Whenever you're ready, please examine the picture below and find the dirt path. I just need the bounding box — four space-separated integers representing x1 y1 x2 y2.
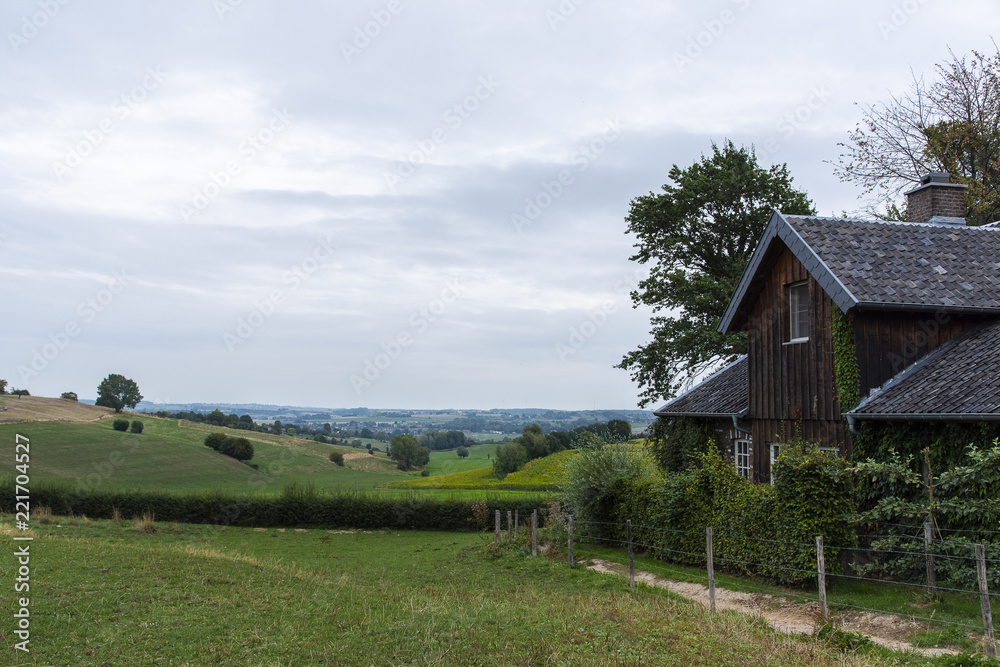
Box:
586 559 959 656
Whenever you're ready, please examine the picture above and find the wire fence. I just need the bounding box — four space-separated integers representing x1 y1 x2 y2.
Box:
492 509 998 657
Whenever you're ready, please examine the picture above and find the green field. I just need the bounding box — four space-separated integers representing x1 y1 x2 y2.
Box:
389 449 577 490
0 401 518 499
0 513 915 666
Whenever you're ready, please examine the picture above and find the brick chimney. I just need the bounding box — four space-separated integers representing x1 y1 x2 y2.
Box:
904 172 968 224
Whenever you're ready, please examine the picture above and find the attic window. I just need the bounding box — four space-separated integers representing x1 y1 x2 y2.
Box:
788 282 809 342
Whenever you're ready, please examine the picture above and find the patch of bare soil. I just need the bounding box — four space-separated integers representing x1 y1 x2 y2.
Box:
586 559 959 657
341 452 371 461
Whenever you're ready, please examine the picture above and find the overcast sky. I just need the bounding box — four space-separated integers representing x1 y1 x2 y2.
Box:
2 1 996 411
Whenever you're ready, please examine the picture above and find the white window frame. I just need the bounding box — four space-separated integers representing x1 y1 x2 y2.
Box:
788 281 810 343
734 439 752 479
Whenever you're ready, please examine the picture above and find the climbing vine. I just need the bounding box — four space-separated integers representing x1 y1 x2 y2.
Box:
831 309 860 411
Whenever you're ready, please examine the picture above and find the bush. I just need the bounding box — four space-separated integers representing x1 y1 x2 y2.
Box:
60 391 78 401
112 419 129 432
204 432 228 450
329 452 345 466
493 442 528 478
421 470 430 477
457 446 469 458
220 437 254 462
130 420 144 434
562 442 658 540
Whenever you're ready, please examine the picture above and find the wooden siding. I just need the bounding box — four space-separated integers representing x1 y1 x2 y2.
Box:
852 311 985 397
747 247 846 481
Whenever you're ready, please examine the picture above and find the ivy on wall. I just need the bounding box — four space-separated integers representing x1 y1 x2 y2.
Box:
831 309 860 412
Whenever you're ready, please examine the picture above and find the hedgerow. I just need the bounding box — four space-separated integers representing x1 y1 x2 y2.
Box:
0 481 549 532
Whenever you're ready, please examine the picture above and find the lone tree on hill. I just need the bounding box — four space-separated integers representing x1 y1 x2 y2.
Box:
0 379 7 394
617 141 814 406
95 373 143 413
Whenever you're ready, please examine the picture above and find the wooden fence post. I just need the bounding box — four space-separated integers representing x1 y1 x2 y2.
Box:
507 510 513 540
925 522 938 600
495 510 500 545
531 510 538 557
514 509 519 542
627 520 635 589
707 526 716 613
568 515 574 565
817 535 828 621
976 543 996 658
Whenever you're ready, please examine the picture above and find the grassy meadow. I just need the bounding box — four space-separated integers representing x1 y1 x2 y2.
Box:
0 513 918 666
0 401 511 496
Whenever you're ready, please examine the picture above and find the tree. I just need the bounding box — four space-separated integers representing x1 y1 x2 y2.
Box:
618 141 814 406
220 437 254 461
514 424 550 460
60 391 78 401
271 420 283 435
204 432 228 450
388 434 430 470
95 374 143 413
834 45 1000 225
493 442 528 478
11 388 29 398
606 419 632 442
0 379 7 394
456 446 469 459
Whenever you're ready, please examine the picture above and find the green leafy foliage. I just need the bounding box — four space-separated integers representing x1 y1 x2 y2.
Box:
219 437 254 462
853 420 1000 471
60 391 78 401
493 442 528 477
204 432 228 451
456 446 469 459
329 452 345 466
130 420 144 434
388 434 430 470
95 373 143 413
562 443 658 540
644 416 723 473
112 419 129 432
609 445 855 586
617 141 814 406
831 309 860 411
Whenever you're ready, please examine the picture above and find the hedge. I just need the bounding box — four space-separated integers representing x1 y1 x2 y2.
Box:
0 482 549 532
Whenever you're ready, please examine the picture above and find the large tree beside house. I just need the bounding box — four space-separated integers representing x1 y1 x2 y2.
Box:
618 141 814 407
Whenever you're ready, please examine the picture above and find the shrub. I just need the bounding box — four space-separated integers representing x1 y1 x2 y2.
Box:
60 391 78 401
329 452 345 466
421 470 430 477
456 446 469 458
562 442 658 539
130 420 144 434
220 437 254 462
204 432 228 450
493 442 528 478
112 419 129 432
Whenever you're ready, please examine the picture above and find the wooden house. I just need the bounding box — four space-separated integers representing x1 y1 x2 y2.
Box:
655 173 1000 481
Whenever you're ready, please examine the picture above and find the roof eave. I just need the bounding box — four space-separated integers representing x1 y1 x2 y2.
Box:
848 412 1000 422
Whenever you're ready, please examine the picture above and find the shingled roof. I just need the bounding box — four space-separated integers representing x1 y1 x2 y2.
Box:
653 356 748 418
720 212 1000 333
849 319 1000 420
